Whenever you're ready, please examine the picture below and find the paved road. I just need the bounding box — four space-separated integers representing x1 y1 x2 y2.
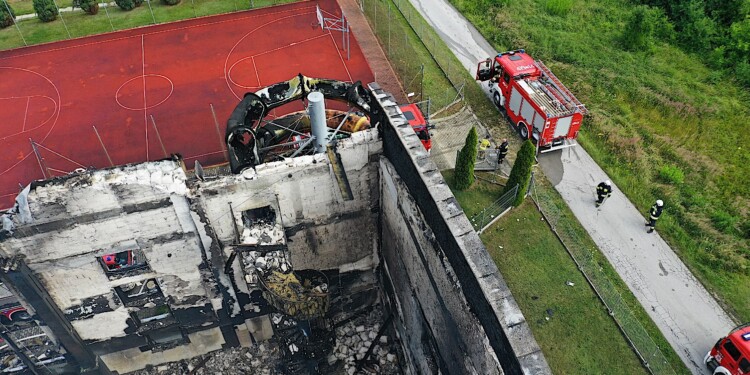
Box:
406 0 736 373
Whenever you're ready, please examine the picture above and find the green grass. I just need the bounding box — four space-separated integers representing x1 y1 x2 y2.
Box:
448 0 750 322
444 170 655 374
369 1 687 370
0 0 294 49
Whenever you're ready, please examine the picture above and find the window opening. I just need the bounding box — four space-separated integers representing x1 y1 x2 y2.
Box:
135 305 172 324
724 339 742 360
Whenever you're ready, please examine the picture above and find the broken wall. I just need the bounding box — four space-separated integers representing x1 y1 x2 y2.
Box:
196 129 382 272
372 84 551 375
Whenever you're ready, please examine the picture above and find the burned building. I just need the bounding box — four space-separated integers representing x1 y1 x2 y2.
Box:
0 82 549 374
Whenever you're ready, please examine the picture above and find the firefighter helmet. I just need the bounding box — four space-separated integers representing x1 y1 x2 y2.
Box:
605 180 611 186
656 200 664 207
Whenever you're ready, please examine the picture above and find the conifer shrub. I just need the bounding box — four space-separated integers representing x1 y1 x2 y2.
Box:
33 0 58 22
454 127 478 190
504 140 535 206
0 0 14 29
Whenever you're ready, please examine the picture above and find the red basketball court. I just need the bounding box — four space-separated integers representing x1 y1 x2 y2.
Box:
0 0 374 208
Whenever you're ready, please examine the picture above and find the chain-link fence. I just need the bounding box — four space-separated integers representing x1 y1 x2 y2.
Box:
530 178 677 375
0 0 296 49
470 183 516 233
358 0 465 111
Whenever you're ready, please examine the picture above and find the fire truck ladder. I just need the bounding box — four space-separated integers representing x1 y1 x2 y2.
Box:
535 61 589 115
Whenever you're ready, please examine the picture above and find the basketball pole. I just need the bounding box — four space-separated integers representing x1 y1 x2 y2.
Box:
210 104 229 162
92 126 115 167
3 0 26 46
29 138 50 179
150 115 168 158
146 0 156 24
50 0 72 39
102 2 115 32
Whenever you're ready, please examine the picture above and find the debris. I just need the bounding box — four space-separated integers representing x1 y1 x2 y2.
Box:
566 281 575 287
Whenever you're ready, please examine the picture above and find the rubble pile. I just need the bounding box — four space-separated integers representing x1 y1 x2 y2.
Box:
331 309 400 375
129 342 282 375
244 251 330 320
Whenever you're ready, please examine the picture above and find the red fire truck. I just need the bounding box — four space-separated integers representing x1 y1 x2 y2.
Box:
705 324 750 374
399 104 432 152
476 50 588 152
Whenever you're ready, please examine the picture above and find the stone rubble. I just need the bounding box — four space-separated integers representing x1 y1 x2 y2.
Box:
331 309 400 375
127 342 282 375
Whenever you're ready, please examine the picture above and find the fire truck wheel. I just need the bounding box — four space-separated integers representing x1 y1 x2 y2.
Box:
518 122 529 139
493 92 503 109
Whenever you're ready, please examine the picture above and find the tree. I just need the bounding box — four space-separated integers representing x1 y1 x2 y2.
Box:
161 0 181 5
503 140 535 206
0 0 14 29
454 127 478 190
114 0 135 10
32 0 58 22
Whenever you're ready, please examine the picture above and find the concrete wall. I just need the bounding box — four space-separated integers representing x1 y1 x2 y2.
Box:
196 129 382 272
372 84 551 375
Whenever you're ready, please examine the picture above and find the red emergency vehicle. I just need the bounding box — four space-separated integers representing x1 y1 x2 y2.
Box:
399 104 432 152
705 323 750 374
476 50 588 152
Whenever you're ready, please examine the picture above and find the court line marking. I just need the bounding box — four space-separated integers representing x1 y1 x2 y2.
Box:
0 67 61 177
142 35 149 161
0 95 58 138
0 5 318 62
319 7 353 82
226 34 330 89
326 28 353 83
224 10 324 101
253 56 261 89
115 74 174 110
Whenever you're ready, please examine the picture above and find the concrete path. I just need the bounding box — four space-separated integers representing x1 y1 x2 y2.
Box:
404 0 736 373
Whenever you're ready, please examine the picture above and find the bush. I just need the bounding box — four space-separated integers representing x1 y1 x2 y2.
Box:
658 165 684 184
32 0 58 22
0 0 14 29
454 127 478 190
74 0 99 14
161 0 181 5
133 0 144 7
114 0 135 11
504 140 535 206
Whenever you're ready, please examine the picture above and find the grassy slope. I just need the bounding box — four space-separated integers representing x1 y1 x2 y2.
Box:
450 0 750 321
445 170 652 374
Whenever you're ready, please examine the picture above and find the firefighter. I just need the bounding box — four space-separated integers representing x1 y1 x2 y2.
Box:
595 180 612 207
478 138 491 159
497 139 509 165
646 200 664 233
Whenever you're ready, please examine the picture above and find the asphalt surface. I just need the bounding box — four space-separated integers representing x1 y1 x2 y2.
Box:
406 0 737 373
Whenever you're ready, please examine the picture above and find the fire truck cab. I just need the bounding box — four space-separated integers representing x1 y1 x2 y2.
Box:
399 104 432 152
476 50 588 152
705 324 750 374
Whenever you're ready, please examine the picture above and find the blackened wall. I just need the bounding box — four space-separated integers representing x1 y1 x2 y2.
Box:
371 83 551 375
